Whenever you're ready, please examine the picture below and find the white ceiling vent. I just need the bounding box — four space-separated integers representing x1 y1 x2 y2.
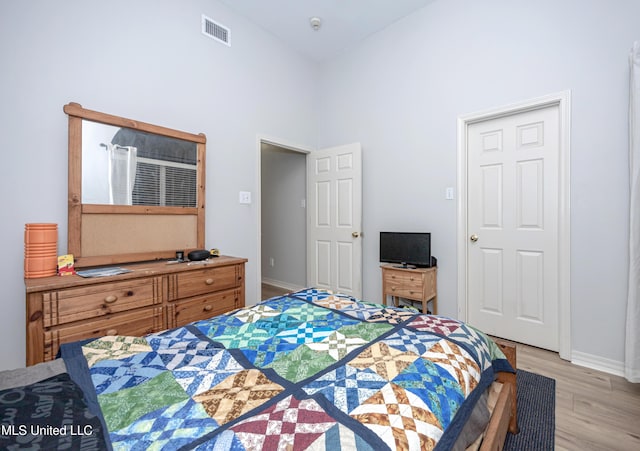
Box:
202 14 230 46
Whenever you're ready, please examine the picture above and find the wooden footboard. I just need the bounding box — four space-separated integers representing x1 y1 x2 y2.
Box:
479 339 519 451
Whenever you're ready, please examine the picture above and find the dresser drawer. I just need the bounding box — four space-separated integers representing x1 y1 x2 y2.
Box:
43 307 163 361
42 277 161 327
167 288 242 329
169 265 242 300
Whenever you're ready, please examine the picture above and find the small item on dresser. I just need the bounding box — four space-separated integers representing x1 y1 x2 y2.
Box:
75 267 132 278
24 223 58 279
57 254 75 276
176 250 184 261
188 249 211 261
210 248 220 257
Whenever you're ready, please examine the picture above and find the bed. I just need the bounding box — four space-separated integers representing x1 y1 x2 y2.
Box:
1 288 518 450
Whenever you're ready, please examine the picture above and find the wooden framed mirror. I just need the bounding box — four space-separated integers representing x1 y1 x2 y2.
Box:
64 102 206 267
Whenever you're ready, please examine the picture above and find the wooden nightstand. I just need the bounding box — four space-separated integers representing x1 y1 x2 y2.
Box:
381 264 437 314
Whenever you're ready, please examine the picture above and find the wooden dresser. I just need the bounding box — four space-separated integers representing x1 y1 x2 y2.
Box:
381 264 437 314
25 256 246 365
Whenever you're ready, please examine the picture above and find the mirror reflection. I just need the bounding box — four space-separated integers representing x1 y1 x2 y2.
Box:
82 121 198 207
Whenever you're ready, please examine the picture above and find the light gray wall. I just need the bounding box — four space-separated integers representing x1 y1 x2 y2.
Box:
0 0 318 370
316 0 639 364
261 144 307 288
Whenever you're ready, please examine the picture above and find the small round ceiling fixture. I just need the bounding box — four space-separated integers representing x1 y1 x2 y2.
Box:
309 17 322 31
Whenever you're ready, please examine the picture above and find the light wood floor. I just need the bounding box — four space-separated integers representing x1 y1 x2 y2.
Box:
261 284 640 450
515 342 640 451
262 283 293 300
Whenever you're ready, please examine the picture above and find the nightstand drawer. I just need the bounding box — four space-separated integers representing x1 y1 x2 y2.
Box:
386 285 424 301
167 288 242 329
171 265 242 300
42 277 161 327
384 272 424 289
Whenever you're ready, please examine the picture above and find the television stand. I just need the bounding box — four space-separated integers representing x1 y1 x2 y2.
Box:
381 264 437 314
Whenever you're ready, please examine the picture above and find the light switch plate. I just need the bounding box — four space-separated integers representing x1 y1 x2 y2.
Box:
239 191 252 204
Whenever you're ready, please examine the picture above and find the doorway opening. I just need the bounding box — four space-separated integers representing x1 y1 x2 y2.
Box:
259 140 308 300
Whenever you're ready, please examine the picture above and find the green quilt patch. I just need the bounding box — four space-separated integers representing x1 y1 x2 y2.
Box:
280 303 335 322
338 321 393 342
98 371 189 431
266 344 337 383
213 323 272 349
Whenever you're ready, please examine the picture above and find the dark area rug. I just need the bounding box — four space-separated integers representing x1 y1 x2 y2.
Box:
503 369 556 451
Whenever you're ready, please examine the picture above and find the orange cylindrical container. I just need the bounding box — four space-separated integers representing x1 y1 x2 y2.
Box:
24 223 58 278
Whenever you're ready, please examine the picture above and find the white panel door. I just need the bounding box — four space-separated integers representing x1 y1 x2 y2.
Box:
467 105 559 351
307 143 362 298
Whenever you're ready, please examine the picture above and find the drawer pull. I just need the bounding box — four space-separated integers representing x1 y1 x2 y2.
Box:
104 295 118 303
203 305 213 312
205 278 214 285
410 277 415 281
391 287 396 291
106 329 118 336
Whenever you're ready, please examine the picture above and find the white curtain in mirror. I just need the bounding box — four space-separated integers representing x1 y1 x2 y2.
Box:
108 144 137 205
627 40 640 383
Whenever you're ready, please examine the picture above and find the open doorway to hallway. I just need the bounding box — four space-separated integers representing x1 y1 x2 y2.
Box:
260 142 307 300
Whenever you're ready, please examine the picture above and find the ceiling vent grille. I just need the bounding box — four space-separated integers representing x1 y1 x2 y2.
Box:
202 15 230 46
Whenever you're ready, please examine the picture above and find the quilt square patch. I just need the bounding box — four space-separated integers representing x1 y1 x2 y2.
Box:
266 345 337 383
276 322 335 344
193 315 245 338
172 349 244 396
348 342 420 381
313 295 358 310
193 369 284 425
98 371 189 431
254 313 303 336
423 340 480 396
231 395 336 450
303 364 387 413
383 328 441 356
110 398 217 451
392 357 464 429
90 351 166 395
366 308 417 325
406 316 462 336
145 327 201 349
212 323 273 349
82 336 152 367
306 331 367 361
351 383 443 451
241 337 299 367
232 304 281 323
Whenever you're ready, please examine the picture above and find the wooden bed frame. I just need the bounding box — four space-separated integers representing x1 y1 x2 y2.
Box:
479 339 520 451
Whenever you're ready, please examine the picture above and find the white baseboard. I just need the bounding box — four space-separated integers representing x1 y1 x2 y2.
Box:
261 277 306 293
571 350 625 377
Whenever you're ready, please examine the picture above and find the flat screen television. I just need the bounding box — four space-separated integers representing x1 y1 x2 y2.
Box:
380 232 432 268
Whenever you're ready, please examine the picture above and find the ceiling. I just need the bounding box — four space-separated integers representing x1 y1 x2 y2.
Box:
217 0 435 62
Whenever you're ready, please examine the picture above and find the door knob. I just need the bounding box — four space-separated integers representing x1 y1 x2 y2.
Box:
352 232 360 238
470 234 479 242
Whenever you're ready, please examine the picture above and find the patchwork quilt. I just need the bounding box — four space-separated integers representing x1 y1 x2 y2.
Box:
59 288 512 451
